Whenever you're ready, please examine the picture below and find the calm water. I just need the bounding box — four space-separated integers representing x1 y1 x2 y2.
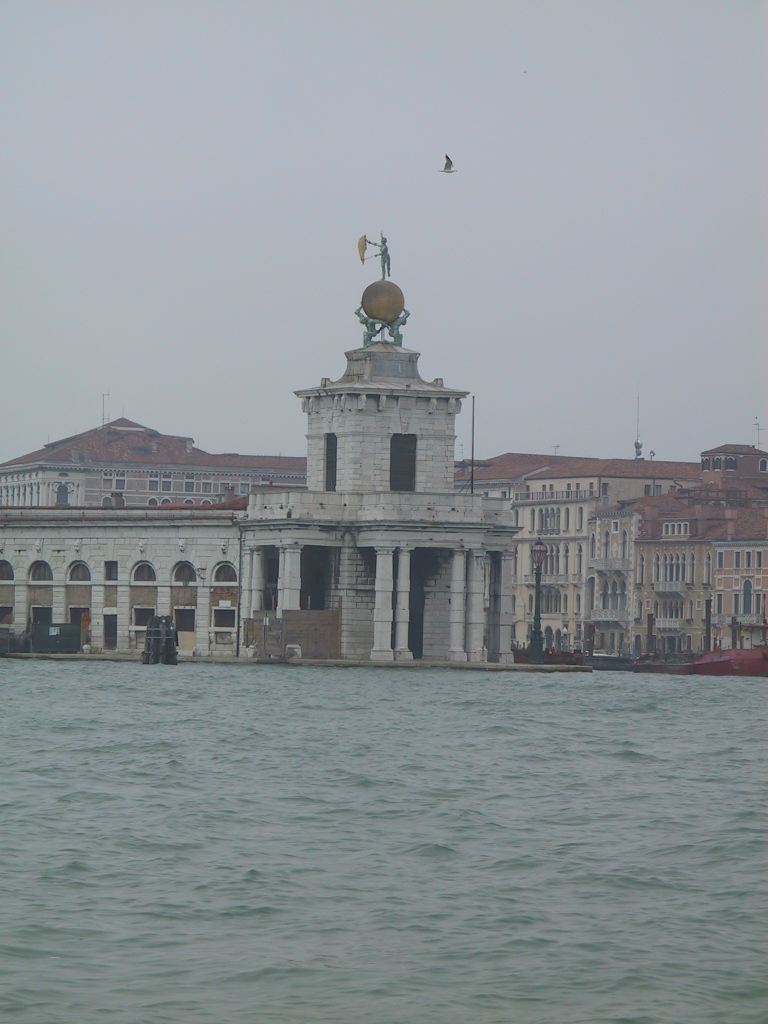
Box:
0 662 765 1024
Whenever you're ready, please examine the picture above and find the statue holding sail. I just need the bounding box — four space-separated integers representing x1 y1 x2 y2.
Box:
355 232 409 347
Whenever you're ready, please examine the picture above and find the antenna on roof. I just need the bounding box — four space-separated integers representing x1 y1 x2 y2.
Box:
552 444 560 457
101 392 110 426
755 416 762 449
634 395 643 460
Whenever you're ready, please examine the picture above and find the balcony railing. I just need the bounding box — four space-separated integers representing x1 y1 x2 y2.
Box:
654 617 684 630
590 557 630 572
523 573 574 586
513 490 592 504
653 579 690 593
589 607 630 624
712 614 767 628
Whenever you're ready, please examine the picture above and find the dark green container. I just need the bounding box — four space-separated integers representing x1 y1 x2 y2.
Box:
30 623 82 654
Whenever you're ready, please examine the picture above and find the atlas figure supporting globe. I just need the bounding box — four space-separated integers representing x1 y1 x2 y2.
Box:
356 233 409 346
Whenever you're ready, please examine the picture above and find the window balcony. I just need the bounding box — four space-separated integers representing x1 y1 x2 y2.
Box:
591 557 630 572
513 490 591 503
653 579 690 594
589 607 630 624
713 613 766 627
523 573 570 586
654 617 684 630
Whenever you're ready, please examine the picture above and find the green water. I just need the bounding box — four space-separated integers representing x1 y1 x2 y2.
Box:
1 661 765 1023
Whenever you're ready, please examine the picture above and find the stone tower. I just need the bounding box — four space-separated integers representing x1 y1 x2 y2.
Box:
297 341 467 494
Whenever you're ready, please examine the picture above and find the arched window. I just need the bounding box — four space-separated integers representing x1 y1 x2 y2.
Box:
621 530 628 559
160 498 172 506
663 555 668 581
133 562 157 583
528 593 534 614
29 560 53 581
564 507 570 530
68 562 91 582
576 592 581 613
213 563 237 583
201 499 212 506
604 531 610 557
654 555 660 582
101 496 113 508
537 509 543 532
183 498 195 505
577 507 584 531
0 560 14 581
705 554 712 585
563 545 570 575
590 534 596 559
147 498 158 507
637 554 645 585
743 579 753 615
576 545 583 574
562 593 568 613
701 458 710 470
529 509 535 531
725 457 737 470
173 562 197 585
760 459 767 472
713 457 722 470
689 555 695 584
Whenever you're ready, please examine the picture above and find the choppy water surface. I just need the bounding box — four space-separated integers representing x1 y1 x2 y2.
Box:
0 662 765 1024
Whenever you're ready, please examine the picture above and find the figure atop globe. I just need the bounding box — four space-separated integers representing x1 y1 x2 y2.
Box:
356 233 410 347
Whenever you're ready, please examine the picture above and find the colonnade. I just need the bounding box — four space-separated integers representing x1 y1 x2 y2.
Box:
241 541 514 662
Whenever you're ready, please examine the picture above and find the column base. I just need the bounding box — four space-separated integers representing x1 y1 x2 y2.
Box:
467 651 485 663
448 650 468 662
498 652 515 664
394 649 413 661
370 648 395 662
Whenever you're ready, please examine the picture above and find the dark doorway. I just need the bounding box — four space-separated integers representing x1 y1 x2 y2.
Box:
390 434 417 492
104 614 117 650
264 547 279 611
408 549 438 659
31 606 53 626
300 547 331 610
69 607 88 627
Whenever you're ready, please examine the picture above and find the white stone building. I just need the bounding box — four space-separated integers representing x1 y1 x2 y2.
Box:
0 280 521 663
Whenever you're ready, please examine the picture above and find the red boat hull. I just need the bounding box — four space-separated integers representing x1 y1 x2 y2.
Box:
691 648 768 677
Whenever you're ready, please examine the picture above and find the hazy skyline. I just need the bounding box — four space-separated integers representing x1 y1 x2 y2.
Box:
2 1 766 466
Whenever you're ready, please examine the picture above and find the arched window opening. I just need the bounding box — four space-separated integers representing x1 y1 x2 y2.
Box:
743 579 753 615
133 562 157 583
760 459 767 472
68 562 91 582
713 457 722 470
725 457 737 470
564 508 570 530
701 458 710 470
590 534 596 559
0 560 14 581
147 498 158 507
577 507 584 531
173 562 197 585
637 554 645 585
101 496 113 508
29 560 53 582
213 563 237 583
705 554 712 584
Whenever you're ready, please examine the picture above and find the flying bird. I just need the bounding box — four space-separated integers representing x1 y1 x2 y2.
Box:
440 154 457 173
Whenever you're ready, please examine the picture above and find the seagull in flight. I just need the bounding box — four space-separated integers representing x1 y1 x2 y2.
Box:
440 154 457 173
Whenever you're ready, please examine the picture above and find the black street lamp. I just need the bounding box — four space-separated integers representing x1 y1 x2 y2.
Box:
530 537 547 663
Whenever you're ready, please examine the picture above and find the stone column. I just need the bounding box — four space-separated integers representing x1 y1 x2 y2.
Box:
196 583 210 656
250 548 265 614
116 581 131 652
52 583 66 624
497 552 515 664
394 547 413 661
448 548 467 662
90 565 104 652
275 546 285 614
371 546 395 662
466 549 486 662
277 544 302 615
14 582 28 633
156 584 171 617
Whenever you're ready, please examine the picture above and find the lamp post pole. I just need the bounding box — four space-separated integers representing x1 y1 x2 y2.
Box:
530 538 547 663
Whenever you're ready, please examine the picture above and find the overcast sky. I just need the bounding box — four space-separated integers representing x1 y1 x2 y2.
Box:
2 1 766 466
